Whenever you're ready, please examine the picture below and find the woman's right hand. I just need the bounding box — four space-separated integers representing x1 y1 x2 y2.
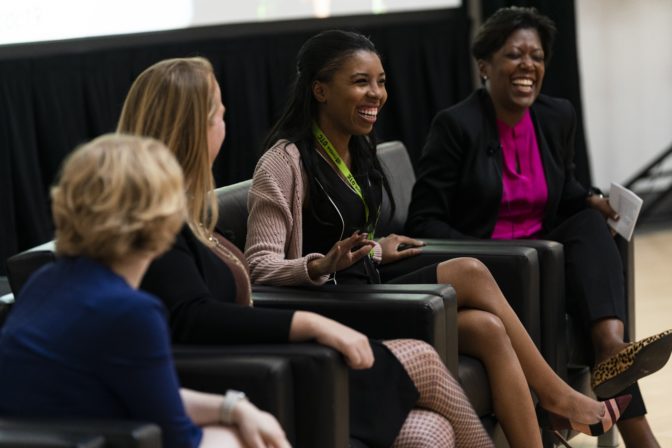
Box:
290 311 374 369
307 232 374 280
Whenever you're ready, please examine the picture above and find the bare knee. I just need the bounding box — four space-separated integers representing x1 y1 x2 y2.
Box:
437 257 493 285
459 310 511 356
460 310 507 339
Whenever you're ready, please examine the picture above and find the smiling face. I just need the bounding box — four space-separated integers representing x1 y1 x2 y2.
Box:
312 50 387 142
479 28 545 124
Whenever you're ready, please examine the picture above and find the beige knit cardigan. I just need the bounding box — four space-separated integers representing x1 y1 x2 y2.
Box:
245 140 382 286
245 141 330 285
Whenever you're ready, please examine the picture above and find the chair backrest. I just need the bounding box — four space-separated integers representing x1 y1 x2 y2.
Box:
213 141 415 251
376 141 415 237
6 241 57 295
8 142 416 290
215 179 252 251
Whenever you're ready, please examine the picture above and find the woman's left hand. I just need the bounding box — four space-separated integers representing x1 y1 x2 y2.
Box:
587 195 619 221
233 400 292 448
378 234 425 265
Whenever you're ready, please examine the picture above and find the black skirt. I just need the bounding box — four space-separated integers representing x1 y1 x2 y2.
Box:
349 340 419 447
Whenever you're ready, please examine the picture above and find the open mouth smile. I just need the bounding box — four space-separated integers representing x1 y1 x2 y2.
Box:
357 107 379 123
512 77 535 94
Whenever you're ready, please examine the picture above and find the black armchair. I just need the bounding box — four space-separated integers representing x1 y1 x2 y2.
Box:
377 141 636 446
0 419 159 447
4 248 351 448
0 355 302 447
377 140 637 367
4 243 458 446
214 170 508 434
174 345 349 448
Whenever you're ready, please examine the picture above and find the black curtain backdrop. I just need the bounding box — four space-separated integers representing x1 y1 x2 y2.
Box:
0 8 473 274
481 0 592 189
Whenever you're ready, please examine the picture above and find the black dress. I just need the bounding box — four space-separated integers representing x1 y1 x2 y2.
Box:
302 156 435 447
303 153 438 286
142 225 419 447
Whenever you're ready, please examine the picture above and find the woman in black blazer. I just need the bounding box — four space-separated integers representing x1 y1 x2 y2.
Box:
407 7 671 447
407 89 584 240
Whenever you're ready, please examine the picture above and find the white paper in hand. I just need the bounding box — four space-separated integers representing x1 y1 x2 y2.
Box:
607 182 643 242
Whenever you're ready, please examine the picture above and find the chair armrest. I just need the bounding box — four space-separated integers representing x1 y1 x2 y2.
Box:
0 419 160 448
172 343 348 448
174 354 294 443
255 283 458 374
6 242 56 295
0 295 13 328
379 241 541 345
615 235 635 339
252 287 451 373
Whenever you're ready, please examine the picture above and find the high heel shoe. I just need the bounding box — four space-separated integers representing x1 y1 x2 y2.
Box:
592 329 672 398
538 394 632 443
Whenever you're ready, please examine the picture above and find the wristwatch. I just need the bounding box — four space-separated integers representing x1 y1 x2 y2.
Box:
219 390 247 425
586 187 605 199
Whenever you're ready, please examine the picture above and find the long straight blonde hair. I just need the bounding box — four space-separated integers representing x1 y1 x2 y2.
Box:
117 57 219 245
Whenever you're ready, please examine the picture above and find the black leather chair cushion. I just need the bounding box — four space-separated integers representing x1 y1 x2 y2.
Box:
458 355 492 418
0 420 160 448
173 344 349 448
175 355 295 442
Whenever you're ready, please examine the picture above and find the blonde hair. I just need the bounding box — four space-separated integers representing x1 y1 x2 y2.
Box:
117 57 219 245
52 134 185 264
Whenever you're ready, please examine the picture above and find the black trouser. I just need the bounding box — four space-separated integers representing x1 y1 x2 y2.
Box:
545 208 645 418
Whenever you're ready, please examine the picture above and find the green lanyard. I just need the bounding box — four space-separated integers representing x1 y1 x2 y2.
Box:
312 122 380 238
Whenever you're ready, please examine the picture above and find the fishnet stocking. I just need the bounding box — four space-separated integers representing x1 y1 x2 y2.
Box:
384 339 494 448
392 409 455 448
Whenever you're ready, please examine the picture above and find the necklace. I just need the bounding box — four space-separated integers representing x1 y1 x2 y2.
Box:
205 229 253 306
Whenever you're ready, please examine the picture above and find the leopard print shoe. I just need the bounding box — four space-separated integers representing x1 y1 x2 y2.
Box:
592 329 672 398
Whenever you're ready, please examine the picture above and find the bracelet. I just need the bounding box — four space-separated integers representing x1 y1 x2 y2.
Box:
219 390 247 425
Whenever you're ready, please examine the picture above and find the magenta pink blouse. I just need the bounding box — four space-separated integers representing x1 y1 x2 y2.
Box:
491 110 548 239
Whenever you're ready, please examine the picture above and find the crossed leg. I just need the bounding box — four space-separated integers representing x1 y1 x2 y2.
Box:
384 339 494 448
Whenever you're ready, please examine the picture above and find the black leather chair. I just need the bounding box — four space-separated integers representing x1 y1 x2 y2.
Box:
214 178 541 360
0 353 304 447
0 419 158 447
4 246 455 447
213 173 543 440
174 345 348 448
380 140 636 353
377 140 636 446
4 246 355 448
4 140 545 446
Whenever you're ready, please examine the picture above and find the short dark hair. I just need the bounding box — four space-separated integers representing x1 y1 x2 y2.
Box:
472 6 557 64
